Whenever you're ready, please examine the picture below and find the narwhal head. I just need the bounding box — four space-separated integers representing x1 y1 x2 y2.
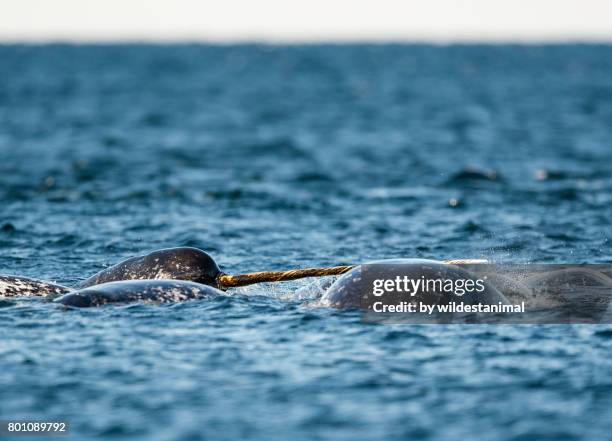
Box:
158 247 222 288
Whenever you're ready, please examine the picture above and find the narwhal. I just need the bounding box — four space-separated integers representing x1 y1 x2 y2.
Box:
1 247 354 306
319 259 511 309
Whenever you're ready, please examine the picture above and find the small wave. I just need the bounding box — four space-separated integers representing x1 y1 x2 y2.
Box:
1 223 17 233
446 167 504 184
456 220 489 234
534 168 611 181
0 299 16 308
594 329 612 339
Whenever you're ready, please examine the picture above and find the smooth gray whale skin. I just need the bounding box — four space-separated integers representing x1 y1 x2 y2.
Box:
54 279 224 307
0 275 70 298
320 259 510 309
77 247 222 288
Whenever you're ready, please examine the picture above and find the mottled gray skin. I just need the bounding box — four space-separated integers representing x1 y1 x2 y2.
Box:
0 275 70 298
525 268 612 291
321 259 510 309
525 268 612 312
77 247 222 289
54 279 224 307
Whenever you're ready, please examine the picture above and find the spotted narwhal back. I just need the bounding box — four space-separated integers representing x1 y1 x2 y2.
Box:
0 275 70 298
55 279 224 307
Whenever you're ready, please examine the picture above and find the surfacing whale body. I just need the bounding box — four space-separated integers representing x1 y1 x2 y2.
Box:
320 259 510 309
0 247 229 307
78 247 222 289
54 279 224 307
0 247 223 299
0 275 70 298
319 261 612 314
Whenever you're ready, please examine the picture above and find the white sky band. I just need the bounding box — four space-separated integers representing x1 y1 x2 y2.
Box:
1 0 612 42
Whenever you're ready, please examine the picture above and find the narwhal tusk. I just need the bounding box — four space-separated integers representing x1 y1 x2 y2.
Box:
216 259 489 288
217 265 356 288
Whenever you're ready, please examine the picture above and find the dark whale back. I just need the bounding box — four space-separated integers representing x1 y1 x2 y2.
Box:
321 259 510 309
0 275 70 298
77 247 221 288
55 279 223 307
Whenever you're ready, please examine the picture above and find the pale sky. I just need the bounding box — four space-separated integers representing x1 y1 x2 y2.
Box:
1 0 611 42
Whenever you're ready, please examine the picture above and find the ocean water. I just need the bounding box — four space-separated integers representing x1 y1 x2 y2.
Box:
1 44 611 440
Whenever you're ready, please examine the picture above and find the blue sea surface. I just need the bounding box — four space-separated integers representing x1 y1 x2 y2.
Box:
1 44 611 441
